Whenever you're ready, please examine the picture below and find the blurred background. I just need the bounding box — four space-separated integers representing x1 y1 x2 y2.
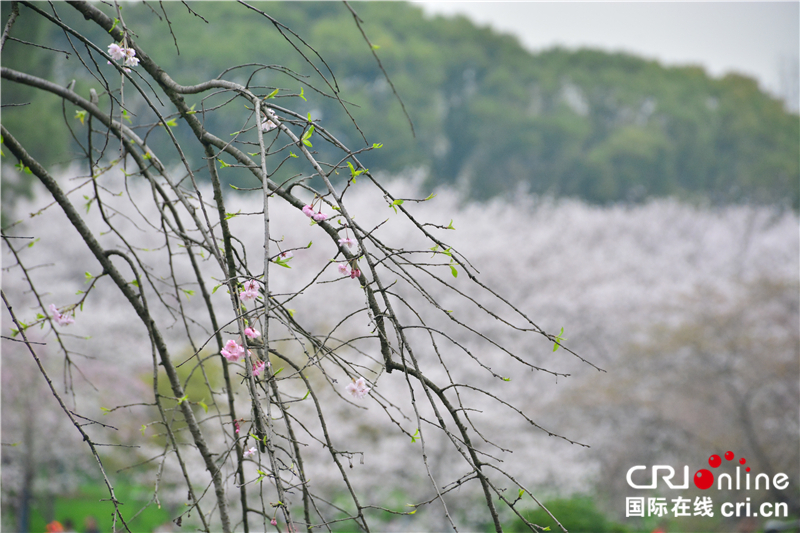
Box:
2 2 798 532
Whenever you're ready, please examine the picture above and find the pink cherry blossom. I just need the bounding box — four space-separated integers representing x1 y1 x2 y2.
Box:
261 119 277 132
240 289 258 302
234 419 240 434
243 447 256 458
270 518 278 526
107 43 125 61
279 250 293 260
124 54 140 68
49 304 75 327
244 326 260 339
312 212 327 222
302 204 314 217
221 339 245 362
338 237 356 248
239 279 259 302
252 360 268 377
345 377 370 400
350 268 361 279
338 263 351 276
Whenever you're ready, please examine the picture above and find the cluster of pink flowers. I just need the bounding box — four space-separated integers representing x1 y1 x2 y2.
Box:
240 279 259 303
337 263 361 279
107 43 139 68
345 377 370 400
244 326 260 339
252 359 268 377
221 339 249 362
302 204 327 222
49 304 74 327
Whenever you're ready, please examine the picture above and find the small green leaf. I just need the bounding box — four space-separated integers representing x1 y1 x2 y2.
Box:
391 199 404 206
287 309 295 317
410 428 420 443
302 390 310 400
424 193 436 201
217 158 231 168
100 406 111 414
518 489 524 498
182 289 195 300
346 161 367 183
502 377 511 382
273 256 292 269
108 18 118 33
553 327 566 352
265 88 279 99
289 151 298 158
230 131 241 136
446 219 455 230
10 329 19 337
27 238 40 248
449 264 458 278
141 424 147 436
301 125 315 147
212 284 222 294
186 103 197 115
307 241 313 248
372 142 383 149
371 44 380 50
307 112 312 122
74 110 87 125
298 86 306 101
165 118 177 127
273 367 284 377
14 162 31 174
130 279 139 288
143 152 151 160
177 395 188 405
198 400 208 413
225 210 241 220
229 184 239 190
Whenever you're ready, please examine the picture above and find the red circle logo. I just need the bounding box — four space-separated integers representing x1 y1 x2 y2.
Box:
694 469 714 490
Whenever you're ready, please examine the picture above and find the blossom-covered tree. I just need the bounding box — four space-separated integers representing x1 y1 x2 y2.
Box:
1 2 592 531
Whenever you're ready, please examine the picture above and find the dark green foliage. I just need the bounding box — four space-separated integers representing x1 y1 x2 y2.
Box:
2 2 797 208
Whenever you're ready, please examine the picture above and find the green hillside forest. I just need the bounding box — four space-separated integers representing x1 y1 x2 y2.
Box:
2 1 798 208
